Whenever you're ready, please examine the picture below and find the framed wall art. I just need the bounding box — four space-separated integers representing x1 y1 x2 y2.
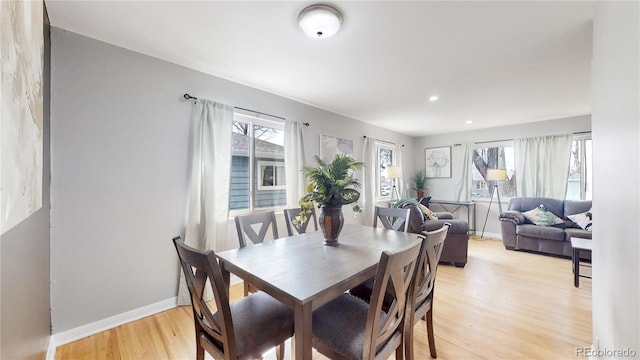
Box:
1 1 44 234
320 135 353 163
425 146 451 178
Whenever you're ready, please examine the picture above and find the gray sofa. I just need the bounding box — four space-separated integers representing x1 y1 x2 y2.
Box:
499 197 591 258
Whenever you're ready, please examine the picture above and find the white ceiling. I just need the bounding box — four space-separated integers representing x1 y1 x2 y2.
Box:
45 1 595 137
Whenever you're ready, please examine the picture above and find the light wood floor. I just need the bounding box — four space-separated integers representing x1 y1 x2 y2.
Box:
55 237 592 359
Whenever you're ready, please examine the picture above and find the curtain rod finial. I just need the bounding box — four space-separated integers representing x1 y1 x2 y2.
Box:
183 93 197 102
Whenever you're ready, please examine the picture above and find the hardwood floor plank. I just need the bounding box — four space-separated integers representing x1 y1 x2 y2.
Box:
55 238 592 359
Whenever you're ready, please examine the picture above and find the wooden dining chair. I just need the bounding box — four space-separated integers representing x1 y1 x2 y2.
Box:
405 223 449 359
172 236 294 360
311 237 423 360
374 205 411 232
283 207 318 236
348 224 450 359
234 211 279 296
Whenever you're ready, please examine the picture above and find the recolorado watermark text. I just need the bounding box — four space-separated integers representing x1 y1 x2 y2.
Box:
576 346 637 358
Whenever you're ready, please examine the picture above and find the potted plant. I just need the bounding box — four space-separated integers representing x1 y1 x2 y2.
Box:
411 170 428 199
296 154 364 245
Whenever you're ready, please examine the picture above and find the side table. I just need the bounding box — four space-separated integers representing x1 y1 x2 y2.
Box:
428 200 476 235
571 237 592 287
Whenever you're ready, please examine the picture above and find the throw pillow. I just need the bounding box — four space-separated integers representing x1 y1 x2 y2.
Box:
522 204 564 227
568 209 593 232
419 204 438 220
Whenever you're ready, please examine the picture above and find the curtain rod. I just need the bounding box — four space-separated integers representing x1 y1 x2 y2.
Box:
474 138 513 145
363 135 405 147
474 131 592 145
183 93 309 126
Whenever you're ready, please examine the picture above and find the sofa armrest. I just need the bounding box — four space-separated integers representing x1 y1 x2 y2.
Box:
434 212 454 220
422 219 468 234
499 210 525 225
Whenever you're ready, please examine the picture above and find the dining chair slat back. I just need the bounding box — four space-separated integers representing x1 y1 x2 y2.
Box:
234 211 279 296
283 207 318 236
374 206 411 232
406 223 450 360
234 211 279 247
172 236 294 360
311 237 423 360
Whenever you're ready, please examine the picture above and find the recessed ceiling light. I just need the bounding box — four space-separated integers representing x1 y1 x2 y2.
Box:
429 96 438 102
466 120 473 124
298 4 343 39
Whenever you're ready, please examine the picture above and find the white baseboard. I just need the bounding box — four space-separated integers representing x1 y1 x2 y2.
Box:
45 337 56 360
47 296 178 359
46 277 245 359
473 231 502 240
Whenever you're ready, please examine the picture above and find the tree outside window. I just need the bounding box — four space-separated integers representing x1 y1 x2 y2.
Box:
567 136 592 200
377 144 394 199
471 143 516 199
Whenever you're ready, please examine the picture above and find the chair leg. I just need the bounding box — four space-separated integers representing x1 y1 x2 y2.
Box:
194 323 205 360
196 342 205 360
405 320 415 360
243 281 250 296
396 340 404 360
276 343 285 360
426 309 437 358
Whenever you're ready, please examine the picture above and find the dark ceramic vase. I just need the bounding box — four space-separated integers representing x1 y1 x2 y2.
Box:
319 205 344 246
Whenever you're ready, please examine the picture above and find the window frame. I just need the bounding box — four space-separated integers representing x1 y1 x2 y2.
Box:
375 142 396 201
567 133 592 200
229 111 286 215
256 160 286 191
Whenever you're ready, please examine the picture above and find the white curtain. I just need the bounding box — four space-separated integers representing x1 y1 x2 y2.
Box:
285 120 306 207
395 144 405 198
453 143 472 201
515 134 573 198
362 137 377 226
178 99 233 305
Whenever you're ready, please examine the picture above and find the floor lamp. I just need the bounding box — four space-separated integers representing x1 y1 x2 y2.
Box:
387 166 403 204
481 169 507 238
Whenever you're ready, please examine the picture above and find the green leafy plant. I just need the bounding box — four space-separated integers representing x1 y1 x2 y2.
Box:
411 170 428 190
294 155 364 225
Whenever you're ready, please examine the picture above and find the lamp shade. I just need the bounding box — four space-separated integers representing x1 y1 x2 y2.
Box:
298 4 343 39
387 166 403 179
486 169 507 181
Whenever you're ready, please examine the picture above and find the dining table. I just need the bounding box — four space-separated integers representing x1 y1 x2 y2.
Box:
216 223 420 360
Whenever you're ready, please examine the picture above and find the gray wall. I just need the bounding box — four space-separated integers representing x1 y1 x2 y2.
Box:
49 28 414 333
592 2 639 356
0 5 51 359
414 115 591 236
1 210 51 360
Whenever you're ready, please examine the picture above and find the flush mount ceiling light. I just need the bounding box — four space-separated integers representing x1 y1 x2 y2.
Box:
298 4 343 39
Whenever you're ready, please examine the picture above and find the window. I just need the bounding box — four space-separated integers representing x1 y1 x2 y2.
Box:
567 135 592 200
376 142 395 199
471 141 516 199
257 161 285 190
229 111 286 212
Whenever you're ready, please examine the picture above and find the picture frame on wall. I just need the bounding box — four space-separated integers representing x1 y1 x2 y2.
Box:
320 135 353 163
1 1 44 234
425 146 452 178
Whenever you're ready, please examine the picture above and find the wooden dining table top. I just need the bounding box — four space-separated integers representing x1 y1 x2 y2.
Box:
216 223 420 359
217 223 419 304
